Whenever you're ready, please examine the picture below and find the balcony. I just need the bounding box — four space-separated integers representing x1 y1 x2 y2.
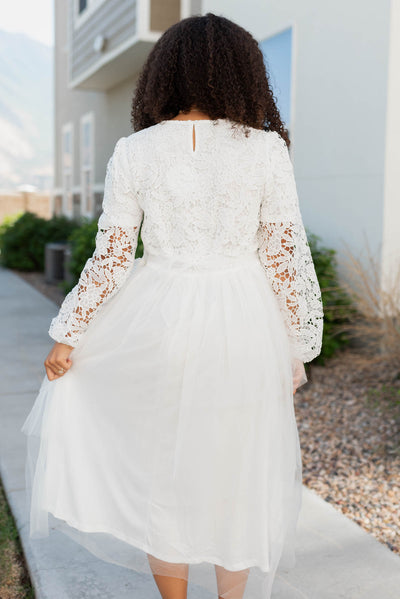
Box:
69 0 182 91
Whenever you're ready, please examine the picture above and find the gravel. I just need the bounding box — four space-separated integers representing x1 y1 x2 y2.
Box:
296 348 400 555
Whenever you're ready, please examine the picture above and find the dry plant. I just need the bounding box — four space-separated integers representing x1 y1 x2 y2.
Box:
338 235 400 377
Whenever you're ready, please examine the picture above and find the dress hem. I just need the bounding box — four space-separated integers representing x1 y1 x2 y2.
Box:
42 507 272 573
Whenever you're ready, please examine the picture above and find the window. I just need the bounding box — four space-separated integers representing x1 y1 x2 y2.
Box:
53 196 62 217
75 0 107 28
62 123 74 218
80 112 94 217
259 27 293 132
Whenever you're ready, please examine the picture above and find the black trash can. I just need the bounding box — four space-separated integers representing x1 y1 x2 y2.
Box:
45 242 69 283
63 243 74 284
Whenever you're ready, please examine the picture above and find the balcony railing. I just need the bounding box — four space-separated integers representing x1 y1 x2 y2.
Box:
69 0 182 91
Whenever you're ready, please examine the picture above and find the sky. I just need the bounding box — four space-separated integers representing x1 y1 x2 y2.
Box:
0 0 54 46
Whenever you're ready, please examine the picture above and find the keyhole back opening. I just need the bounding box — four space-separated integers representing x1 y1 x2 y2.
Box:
192 123 196 152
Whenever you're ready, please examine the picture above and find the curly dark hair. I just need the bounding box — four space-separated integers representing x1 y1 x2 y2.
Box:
130 13 290 147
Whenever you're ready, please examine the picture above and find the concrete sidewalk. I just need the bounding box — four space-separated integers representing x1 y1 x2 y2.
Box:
1 264 399 599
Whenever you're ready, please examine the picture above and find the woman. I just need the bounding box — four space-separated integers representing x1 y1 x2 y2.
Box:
21 12 323 599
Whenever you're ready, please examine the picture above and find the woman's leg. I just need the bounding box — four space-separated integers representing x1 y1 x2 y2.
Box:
147 553 189 599
215 564 250 599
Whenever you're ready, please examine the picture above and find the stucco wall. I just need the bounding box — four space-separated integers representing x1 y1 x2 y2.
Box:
382 0 400 291
203 0 391 273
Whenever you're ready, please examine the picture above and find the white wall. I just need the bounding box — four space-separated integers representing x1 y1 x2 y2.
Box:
203 0 391 274
381 0 400 294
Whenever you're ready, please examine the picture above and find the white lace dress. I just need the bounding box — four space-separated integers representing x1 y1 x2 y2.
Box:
21 118 323 599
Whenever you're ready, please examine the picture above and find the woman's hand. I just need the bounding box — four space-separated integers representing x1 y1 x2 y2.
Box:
44 342 74 381
292 358 307 394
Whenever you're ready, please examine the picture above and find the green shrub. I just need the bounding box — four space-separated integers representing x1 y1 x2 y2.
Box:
0 211 24 234
0 211 24 261
307 230 356 364
66 217 98 283
0 212 80 271
0 212 43 270
44 214 80 244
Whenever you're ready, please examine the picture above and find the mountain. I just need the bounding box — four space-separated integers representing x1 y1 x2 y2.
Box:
0 30 53 191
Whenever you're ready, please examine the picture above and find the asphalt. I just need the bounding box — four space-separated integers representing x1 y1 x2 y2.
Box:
1 265 399 598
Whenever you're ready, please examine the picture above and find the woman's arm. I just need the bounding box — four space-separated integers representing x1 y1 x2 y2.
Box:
256 131 324 371
48 136 144 349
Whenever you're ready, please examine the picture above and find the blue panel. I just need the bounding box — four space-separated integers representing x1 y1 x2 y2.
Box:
259 28 292 128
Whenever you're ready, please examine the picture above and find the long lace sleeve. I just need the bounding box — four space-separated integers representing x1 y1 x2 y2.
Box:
48 136 144 348
256 131 324 363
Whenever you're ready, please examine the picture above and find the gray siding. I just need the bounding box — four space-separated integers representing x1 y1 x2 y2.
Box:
70 0 137 83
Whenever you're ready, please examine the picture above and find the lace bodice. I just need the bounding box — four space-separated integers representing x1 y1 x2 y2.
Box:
49 119 323 362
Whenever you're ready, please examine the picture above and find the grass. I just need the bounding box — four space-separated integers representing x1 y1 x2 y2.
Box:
0 477 33 599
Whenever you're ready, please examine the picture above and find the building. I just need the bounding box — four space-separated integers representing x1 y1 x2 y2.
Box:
53 0 199 222
53 0 400 287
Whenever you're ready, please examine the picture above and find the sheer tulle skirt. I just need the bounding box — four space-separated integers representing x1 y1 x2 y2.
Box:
21 250 303 598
